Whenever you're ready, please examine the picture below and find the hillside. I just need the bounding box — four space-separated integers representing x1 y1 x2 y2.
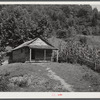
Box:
48 37 66 51
77 35 100 49
0 63 67 92
48 35 100 51
0 62 100 92
0 5 100 48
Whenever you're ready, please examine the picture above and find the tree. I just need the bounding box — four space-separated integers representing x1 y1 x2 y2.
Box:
92 8 98 26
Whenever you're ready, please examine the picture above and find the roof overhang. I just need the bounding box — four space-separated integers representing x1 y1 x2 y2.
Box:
7 36 58 52
28 45 58 50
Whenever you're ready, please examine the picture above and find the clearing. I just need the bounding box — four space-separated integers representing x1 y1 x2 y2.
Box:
0 62 100 92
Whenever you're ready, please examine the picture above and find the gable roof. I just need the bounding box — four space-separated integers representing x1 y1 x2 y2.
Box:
11 36 58 51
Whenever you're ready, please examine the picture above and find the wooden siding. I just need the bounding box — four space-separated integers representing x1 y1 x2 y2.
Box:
12 47 29 62
25 47 30 61
9 47 53 63
8 52 13 63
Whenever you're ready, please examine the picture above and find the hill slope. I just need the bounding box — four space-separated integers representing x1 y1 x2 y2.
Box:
0 62 100 92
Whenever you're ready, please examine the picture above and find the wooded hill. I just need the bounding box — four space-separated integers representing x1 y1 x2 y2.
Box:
0 5 100 48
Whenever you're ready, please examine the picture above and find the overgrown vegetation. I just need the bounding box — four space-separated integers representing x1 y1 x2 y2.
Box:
55 35 100 71
0 73 10 91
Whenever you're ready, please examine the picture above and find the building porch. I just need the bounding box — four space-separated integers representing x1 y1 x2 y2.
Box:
29 48 58 62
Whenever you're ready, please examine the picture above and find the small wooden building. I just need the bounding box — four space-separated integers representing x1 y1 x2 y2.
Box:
7 36 58 63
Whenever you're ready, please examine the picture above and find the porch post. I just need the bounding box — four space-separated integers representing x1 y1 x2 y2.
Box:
56 50 58 62
51 50 53 62
44 49 46 61
30 48 31 62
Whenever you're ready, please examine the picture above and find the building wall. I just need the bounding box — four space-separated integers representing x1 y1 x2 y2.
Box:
9 48 53 63
8 52 13 63
12 47 29 63
25 47 30 61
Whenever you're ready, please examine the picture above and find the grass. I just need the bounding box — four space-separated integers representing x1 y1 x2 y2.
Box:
77 35 100 49
0 62 100 92
40 62 100 92
0 63 66 92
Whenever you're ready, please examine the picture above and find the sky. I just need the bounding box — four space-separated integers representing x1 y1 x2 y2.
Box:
91 5 100 11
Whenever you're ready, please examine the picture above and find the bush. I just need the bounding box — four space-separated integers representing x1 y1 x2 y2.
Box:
79 36 87 45
13 77 28 87
18 80 27 87
0 75 9 91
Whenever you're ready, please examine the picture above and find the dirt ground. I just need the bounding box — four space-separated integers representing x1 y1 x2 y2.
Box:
0 62 100 92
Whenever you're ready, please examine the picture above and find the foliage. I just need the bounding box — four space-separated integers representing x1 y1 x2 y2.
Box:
79 36 87 45
0 74 9 91
14 79 28 87
0 5 99 48
57 36 100 71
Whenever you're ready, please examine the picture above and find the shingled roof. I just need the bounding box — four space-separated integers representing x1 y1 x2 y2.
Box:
11 36 58 51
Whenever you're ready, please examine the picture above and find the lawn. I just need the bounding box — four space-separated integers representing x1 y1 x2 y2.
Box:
0 62 100 92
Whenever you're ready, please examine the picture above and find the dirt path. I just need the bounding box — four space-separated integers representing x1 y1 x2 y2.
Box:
37 63 74 92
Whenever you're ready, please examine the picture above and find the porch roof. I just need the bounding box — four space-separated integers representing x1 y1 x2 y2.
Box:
8 36 58 52
28 45 57 50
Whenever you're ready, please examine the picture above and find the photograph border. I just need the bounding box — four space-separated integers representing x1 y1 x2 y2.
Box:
0 0 100 99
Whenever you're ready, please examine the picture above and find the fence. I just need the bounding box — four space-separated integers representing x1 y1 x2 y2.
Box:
77 57 100 72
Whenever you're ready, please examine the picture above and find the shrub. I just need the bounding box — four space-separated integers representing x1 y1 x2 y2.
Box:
18 80 27 87
13 77 28 87
79 36 87 45
0 75 9 91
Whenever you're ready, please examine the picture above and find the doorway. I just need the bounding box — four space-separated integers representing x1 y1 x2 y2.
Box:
31 49 35 60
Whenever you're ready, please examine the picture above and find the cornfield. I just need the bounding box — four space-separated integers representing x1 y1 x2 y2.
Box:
56 37 100 71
